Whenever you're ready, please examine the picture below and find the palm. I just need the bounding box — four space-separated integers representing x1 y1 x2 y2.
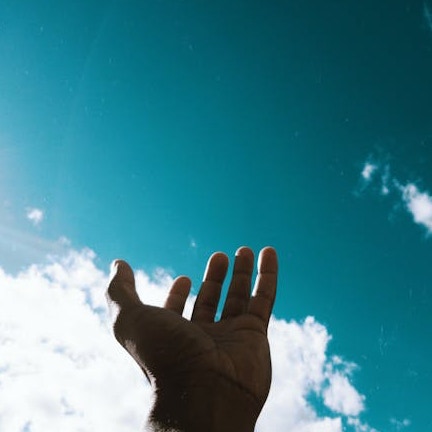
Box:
107 247 277 420
123 307 271 404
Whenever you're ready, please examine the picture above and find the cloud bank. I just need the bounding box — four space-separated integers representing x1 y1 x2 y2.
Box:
0 248 375 432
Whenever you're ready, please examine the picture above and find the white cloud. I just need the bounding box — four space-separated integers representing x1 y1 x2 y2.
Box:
400 183 432 235
358 160 390 196
380 165 391 196
347 417 378 432
356 160 392 199
357 156 432 236
0 249 151 432
258 318 374 432
361 163 377 182
0 247 377 432
323 373 364 416
26 208 44 226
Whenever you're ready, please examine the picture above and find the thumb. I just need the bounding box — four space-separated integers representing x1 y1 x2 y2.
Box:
106 260 141 310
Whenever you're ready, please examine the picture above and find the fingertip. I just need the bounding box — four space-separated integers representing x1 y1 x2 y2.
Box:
175 274 191 282
262 245 277 254
107 259 139 308
173 275 192 290
164 275 192 314
110 259 126 276
258 247 278 273
210 251 229 263
235 246 254 261
171 275 192 295
206 251 229 274
109 259 134 282
110 259 124 270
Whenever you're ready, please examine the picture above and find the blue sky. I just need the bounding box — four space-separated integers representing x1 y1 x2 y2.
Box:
1 1 432 431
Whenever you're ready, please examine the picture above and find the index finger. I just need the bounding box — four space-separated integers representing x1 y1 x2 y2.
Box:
247 247 278 327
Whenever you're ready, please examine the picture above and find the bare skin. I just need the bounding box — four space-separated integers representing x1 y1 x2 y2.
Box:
106 246 278 432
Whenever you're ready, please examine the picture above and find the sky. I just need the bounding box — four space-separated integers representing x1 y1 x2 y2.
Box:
1 1 432 431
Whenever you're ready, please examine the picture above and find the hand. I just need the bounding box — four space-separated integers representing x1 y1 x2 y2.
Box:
106 246 278 432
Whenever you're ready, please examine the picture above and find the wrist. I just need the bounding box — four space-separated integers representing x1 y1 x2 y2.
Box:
146 373 260 432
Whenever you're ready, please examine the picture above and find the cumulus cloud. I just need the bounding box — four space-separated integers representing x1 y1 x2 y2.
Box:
26 208 44 226
0 249 152 432
0 247 375 432
259 318 374 432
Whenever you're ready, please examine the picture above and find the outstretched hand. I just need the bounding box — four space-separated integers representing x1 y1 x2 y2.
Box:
106 246 278 432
